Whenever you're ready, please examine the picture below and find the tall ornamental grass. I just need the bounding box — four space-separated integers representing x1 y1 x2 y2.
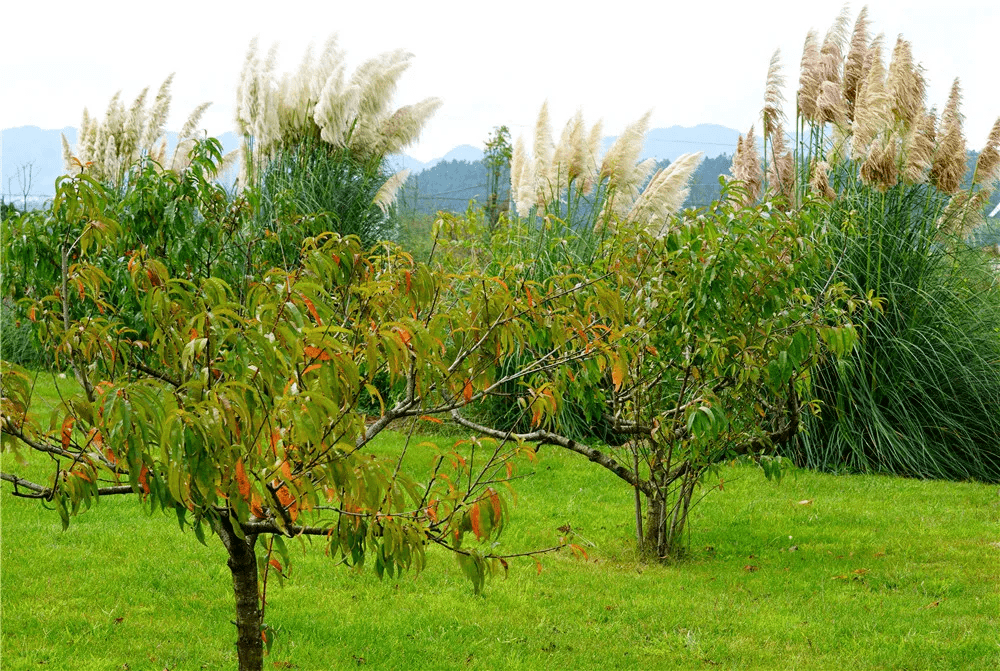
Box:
234 36 440 250
744 7 1000 481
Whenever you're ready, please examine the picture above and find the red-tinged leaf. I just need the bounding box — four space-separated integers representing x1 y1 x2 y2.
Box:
275 484 299 522
302 296 322 326
61 416 75 449
251 494 265 518
303 345 332 361
419 415 443 424
535 558 543 575
494 278 508 290
405 270 412 293
487 487 502 520
505 462 513 479
138 465 150 494
531 407 542 427
397 328 412 348
235 460 251 500
499 557 509 575
269 558 283 573
470 502 482 540
28 307 37 322
280 460 293 481
302 363 322 375
76 280 85 302
426 499 439 523
269 431 280 456
463 379 473 403
525 287 534 308
570 543 589 560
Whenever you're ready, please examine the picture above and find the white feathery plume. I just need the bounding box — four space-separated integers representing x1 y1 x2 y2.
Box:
600 110 651 194
628 152 704 236
532 102 555 208
179 102 212 141
373 169 410 214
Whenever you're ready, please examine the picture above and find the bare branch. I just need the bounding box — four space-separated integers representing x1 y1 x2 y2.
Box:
450 410 652 494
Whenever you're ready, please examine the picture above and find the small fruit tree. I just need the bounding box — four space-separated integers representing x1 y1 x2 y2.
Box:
0 150 619 670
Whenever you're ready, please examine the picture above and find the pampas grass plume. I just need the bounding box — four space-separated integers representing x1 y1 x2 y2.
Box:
843 6 870 116
930 79 967 195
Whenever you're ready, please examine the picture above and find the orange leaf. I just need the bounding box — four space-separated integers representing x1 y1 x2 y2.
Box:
397 328 412 348
303 345 332 361
189 328 198 341
487 487 502 521
505 462 513 479
419 415 443 424
269 558 283 573
269 431 280 456
61 416 75 450
251 494 265 518
302 296 322 326
405 270 412 293
138 465 150 494
280 460 293 481
535 558 543 575
463 379 473 403
611 359 624 391
235 460 251 500
426 499 439 523
28 306 37 322
525 286 534 308
570 543 589 560
76 280 85 301
302 363 322 375
470 502 482 540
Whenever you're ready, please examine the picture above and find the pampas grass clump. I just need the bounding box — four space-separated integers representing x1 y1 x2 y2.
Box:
235 36 439 247
752 6 1000 481
62 75 218 191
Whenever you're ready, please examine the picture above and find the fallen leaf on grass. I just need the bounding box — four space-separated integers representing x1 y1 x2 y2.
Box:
832 568 868 581
797 499 813 506
920 599 945 610
743 565 759 572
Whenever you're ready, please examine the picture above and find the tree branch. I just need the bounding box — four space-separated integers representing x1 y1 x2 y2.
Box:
449 410 652 495
0 472 135 499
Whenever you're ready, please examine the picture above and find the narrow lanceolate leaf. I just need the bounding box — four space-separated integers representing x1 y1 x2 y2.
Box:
302 296 322 325
463 379 474 403
61 416 76 450
611 358 625 391
235 459 251 500
470 502 482 540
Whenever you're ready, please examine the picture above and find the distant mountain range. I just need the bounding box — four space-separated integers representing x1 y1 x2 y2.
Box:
1 124 740 206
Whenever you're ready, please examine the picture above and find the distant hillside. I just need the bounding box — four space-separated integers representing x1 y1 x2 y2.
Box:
397 153 736 219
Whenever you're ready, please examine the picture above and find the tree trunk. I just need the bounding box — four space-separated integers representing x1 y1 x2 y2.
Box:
214 516 263 671
642 476 697 560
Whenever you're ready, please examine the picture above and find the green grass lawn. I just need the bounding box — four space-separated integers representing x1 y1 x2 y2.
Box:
2 374 999 669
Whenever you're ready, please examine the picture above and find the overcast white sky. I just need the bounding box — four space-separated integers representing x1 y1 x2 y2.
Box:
2 0 996 161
